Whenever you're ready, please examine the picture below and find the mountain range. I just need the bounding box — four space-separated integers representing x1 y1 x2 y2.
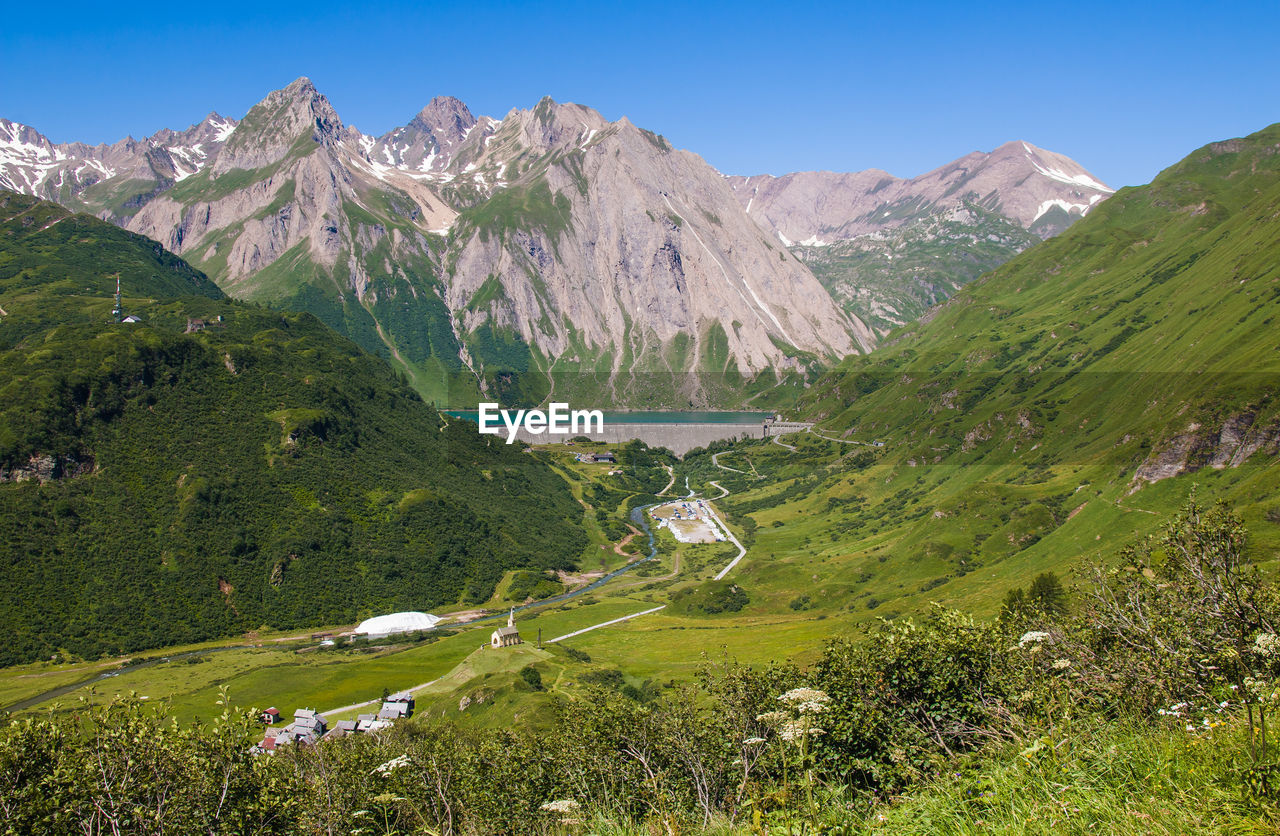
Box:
728 143 1114 332
0 78 1112 407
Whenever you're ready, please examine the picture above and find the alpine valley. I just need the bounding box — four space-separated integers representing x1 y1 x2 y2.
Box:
0 77 1112 408
4 68 1280 835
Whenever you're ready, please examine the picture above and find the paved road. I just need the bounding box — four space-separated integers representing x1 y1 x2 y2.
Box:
711 450 746 473
546 606 667 643
702 487 748 580
808 427 870 445
772 433 797 451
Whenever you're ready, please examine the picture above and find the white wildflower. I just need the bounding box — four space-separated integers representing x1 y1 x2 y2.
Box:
1052 659 1071 671
1019 631 1050 647
778 687 831 715
1254 633 1279 657
371 755 410 776
755 711 788 728
743 737 767 745
540 799 581 814
780 720 824 742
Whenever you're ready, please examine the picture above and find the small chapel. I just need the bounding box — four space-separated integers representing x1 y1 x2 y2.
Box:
490 608 522 649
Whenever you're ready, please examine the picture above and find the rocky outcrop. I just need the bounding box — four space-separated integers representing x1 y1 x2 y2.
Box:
1131 415 1280 488
0 454 94 484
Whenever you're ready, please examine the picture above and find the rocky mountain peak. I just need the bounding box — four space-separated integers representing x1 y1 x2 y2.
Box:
408 96 476 144
283 75 317 96
212 77 342 175
913 140 1114 233
506 98 611 155
0 119 53 150
0 120 63 195
146 112 237 148
365 96 480 174
729 140 1113 247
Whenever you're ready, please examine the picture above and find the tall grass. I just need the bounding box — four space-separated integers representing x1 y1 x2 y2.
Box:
571 717 1270 834
866 717 1269 835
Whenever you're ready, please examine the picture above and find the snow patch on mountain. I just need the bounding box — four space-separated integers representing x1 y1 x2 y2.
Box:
1033 198 1088 222
1022 143 1114 192
211 118 236 142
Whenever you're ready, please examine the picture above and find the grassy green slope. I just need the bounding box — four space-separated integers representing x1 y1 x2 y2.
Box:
0 195 586 666
796 198 1041 334
664 124 1280 635
0 191 223 302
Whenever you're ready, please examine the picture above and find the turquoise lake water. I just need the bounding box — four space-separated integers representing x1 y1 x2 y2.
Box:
444 410 770 424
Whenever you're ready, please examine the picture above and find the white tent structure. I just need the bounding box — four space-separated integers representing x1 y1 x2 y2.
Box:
355 611 442 637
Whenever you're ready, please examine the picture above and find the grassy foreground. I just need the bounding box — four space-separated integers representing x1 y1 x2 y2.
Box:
575 717 1267 835
4 498 1277 834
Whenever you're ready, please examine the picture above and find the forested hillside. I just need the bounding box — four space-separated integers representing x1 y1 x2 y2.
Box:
0 192 585 665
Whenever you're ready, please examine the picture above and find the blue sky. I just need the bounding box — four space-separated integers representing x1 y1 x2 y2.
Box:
2 0 1277 187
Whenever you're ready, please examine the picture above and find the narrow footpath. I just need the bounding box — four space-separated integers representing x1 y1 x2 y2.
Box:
656 464 677 496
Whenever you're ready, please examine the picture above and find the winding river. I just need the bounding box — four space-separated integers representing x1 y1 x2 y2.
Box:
465 499 661 625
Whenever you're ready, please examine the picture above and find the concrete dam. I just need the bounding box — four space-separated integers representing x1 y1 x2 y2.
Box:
504 420 813 457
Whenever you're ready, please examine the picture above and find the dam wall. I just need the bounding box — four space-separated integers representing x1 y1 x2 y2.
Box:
503 421 813 457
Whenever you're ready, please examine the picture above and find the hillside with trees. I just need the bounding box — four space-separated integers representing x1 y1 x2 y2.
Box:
0 192 586 664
